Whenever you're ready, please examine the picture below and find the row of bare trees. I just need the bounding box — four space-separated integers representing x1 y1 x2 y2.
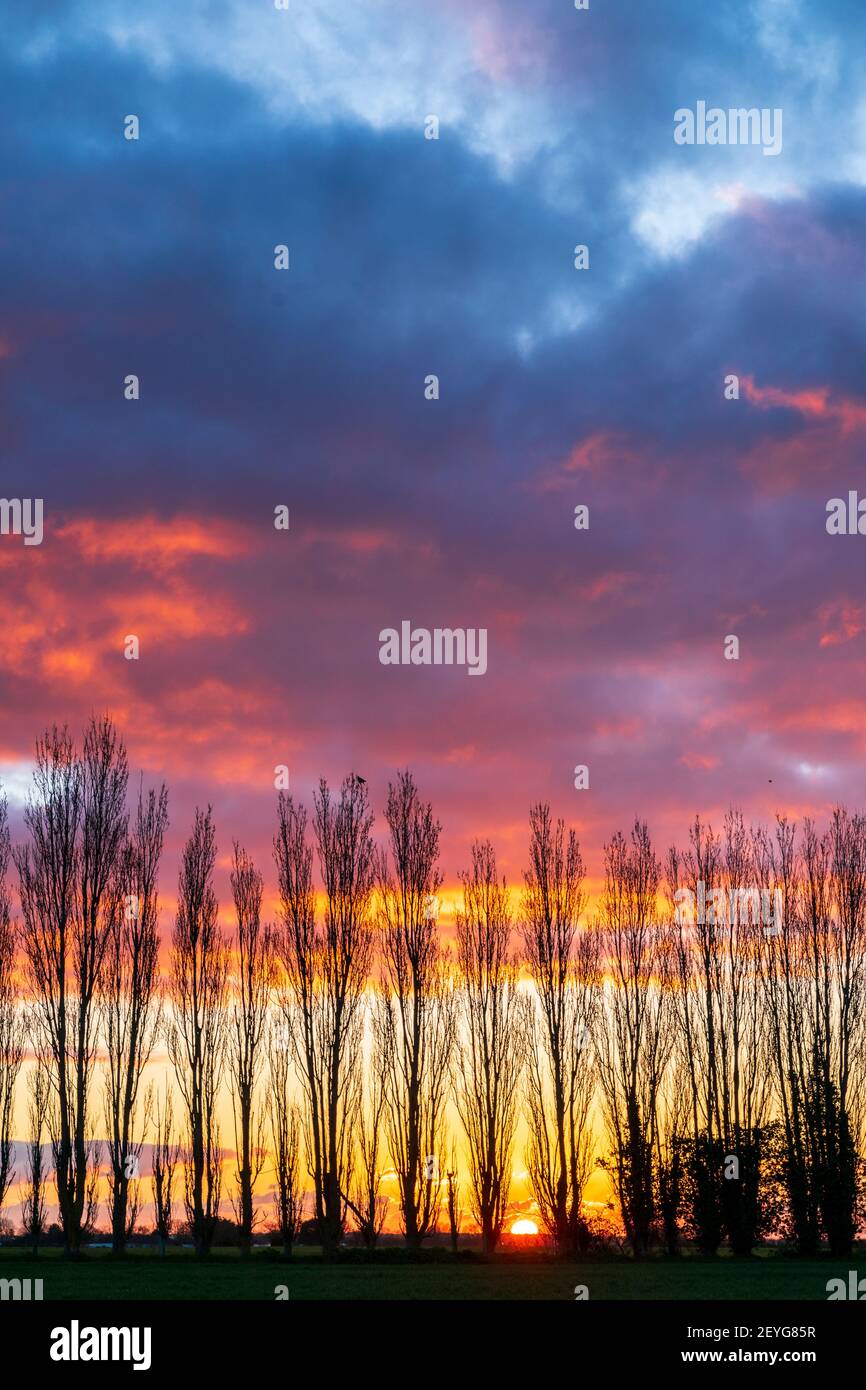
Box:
0 718 865 1258
596 811 866 1258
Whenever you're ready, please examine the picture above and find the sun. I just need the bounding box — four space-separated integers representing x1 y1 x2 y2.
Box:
510 1218 539 1236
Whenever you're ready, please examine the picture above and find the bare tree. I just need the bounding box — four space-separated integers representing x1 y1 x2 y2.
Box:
522 805 599 1254
656 1053 689 1257
377 771 454 1248
445 1138 461 1253
167 807 228 1256
755 811 866 1255
102 782 168 1253
21 1061 49 1254
595 821 673 1257
274 775 375 1253
268 1020 304 1257
346 995 390 1249
666 812 771 1255
80 1125 103 1242
455 840 527 1254
666 817 723 1253
0 796 24 1219
753 816 818 1252
821 809 866 1252
229 844 273 1255
15 718 128 1254
152 1086 180 1257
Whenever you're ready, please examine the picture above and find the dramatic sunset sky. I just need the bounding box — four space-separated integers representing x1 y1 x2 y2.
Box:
2 0 866 1237
2 0 866 918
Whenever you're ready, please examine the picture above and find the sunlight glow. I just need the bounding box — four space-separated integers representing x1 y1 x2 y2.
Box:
510 1219 538 1236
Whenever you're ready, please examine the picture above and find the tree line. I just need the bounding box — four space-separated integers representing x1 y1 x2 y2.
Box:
0 717 864 1259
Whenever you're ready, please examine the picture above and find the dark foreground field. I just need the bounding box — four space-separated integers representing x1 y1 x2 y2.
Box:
1 1247 863 1300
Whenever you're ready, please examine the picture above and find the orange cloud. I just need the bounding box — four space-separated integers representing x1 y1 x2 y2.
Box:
104 588 248 643
818 602 866 648
583 571 638 602
736 375 866 494
57 514 249 568
595 717 643 739
680 751 720 770
778 700 866 742
741 374 866 432
538 430 644 486
42 646 97 682
445 744 478 764
299 521 434 560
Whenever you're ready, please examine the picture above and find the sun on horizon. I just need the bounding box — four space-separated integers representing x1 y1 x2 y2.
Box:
510 1219 539 1237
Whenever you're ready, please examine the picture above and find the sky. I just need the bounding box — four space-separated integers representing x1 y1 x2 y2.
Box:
2 0 866 907
3 0 866 1238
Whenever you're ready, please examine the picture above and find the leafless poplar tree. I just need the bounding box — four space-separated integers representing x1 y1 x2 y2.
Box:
752 815 818 1250
274 775 374 1253
268 1021 304 1256
168 807 228 1256
102 782 168 1252
755 810 866 1254
81 1126 102 1241
228 844 273 1254
150 1084 179 1262
455 840 527 1254
0 796 24 1219
346 996 390 1248
15 718 128 1254
595 821 673 1257
666 811 771 1254
522 805 599 1254
824 809 866 1199
809 809 866 1253
273 794 322 1239
656 1052 689 1256
21 1062 50 1254
378 771 454 1247
446 1139 461 1253
151 1086 180 1257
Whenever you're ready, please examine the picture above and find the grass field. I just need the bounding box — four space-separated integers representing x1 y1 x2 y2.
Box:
0 1246 862 1300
